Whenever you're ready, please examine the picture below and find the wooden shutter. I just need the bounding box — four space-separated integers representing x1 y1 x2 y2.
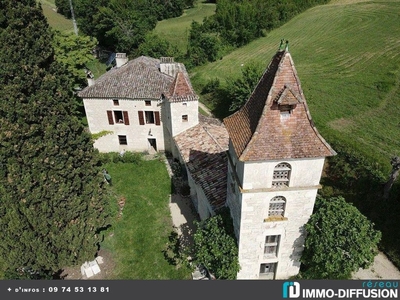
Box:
107 110 114 125
138 111 145 125
155 111 160 126
123 111 130 125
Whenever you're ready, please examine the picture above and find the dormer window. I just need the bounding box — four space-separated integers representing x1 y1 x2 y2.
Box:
275 85 301 117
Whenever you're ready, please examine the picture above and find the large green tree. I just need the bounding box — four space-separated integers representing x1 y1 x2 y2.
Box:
300 196 381 279
226 61 263 112
0 0 110 278
52 30 98 88
193 214 240 280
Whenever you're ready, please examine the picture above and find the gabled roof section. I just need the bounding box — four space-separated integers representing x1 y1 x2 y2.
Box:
224 48 336 161
174 115 229 211
167 72 199 103
275 85 302 106
77 56 173 99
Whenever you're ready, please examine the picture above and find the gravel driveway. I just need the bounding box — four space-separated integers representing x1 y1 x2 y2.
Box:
352 252 400 279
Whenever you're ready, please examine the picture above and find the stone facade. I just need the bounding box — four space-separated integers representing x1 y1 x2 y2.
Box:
83 98 165 153
79 55 198 153
227 148 325 279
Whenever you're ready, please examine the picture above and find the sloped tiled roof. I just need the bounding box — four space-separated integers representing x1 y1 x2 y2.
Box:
174 115 229 210
224 49 336 161
167 72 199 102
78 56 173 99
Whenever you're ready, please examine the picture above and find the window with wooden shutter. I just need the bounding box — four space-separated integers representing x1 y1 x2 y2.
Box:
123 111 129 125
155 111 160 126
138 111 145 125
107 110 114 125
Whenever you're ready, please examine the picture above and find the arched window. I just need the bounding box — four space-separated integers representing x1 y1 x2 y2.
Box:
272 162 291 187
268 196 286 217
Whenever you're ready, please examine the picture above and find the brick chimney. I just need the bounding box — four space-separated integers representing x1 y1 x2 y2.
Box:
85 68 95 86
116 53 128 68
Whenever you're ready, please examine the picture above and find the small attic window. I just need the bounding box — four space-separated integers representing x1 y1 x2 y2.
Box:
276 85 300 116
279 105 293 120
279 105 292 112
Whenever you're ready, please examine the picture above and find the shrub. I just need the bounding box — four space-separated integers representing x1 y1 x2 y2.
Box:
98 151 143 164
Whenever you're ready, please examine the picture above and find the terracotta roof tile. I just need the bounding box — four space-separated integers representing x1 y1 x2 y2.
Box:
174 116 229 210
224 50 336 161
167 72 199 103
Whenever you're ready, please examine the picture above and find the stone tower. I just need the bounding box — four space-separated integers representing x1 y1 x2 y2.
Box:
158 57 199 155
223 45 336 279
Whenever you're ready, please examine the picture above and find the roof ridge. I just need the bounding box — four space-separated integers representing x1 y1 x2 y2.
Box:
239 50 288 160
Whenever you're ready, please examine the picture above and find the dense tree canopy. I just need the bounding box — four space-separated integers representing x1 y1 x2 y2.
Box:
226 61 264 112
300 196 381 279
137 33 179 59
0 0 110 278
193 214 240 279
55 0 195 53
52 30 98 87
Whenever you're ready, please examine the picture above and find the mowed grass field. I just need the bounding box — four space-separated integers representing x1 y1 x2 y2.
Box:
190 0 400 171
154 1 216 54
101 160 191 279
39 0 75 33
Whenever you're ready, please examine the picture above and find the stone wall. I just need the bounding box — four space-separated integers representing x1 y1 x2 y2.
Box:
83 98 165 152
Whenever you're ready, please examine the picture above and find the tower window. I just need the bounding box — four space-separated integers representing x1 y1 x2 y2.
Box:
259 263 277 279
182 115 188 122
272 162 291 188
268 196 286 217
264 235 280 258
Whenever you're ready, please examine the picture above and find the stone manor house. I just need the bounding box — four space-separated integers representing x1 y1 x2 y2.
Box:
78 46 336 280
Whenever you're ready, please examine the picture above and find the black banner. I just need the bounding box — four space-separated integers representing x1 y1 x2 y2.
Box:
0 280 399 300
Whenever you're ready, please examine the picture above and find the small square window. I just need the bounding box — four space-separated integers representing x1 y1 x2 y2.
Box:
182 115 188 122
118 135 127 145
113 99 119 106
145 100 151 106
182 102 187 106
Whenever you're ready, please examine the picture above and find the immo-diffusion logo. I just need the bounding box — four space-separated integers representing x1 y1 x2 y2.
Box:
283 282 301 298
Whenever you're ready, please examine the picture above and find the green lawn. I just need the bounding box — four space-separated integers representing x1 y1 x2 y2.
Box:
100 159 191 279
154 1 216 54
39 0 75 33
190 0 400 171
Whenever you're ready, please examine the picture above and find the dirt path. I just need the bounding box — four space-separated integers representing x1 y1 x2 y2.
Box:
198 101 213 117
352 252 400 280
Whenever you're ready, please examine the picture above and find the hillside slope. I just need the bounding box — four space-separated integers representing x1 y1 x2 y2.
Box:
191 0 400 169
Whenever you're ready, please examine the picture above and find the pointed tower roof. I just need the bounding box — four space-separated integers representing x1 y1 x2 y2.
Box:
224 45 336 161
166 72 199 102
